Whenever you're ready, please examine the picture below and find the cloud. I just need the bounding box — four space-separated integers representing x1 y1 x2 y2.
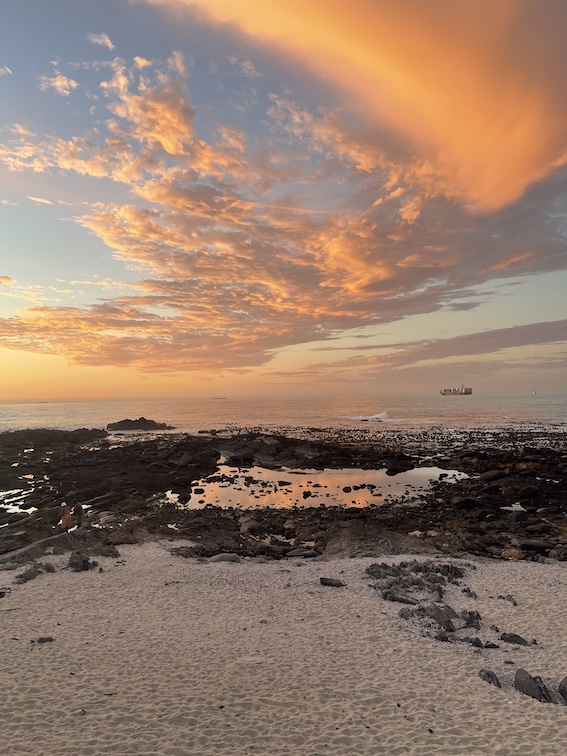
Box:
146 0 567 211
27 196 53 205
228 55 261 79
0 276 14 285
0 65 13 76
38 73 79 96
1 199 18 206
0 48 566 375
87 33 115 50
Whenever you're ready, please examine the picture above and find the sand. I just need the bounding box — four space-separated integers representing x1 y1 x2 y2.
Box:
1 541 566 756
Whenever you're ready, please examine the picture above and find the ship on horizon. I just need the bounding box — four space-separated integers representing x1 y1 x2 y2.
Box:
440 386 472 395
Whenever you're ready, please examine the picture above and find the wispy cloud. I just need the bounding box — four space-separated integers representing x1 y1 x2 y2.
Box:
38 73 79 96
87 33 115 51
0 65 13 76
27 196 53 205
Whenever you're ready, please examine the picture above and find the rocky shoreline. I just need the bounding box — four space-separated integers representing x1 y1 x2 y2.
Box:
0 425 566 564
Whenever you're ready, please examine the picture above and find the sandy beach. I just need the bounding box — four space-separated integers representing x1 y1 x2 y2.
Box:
1 541 566 755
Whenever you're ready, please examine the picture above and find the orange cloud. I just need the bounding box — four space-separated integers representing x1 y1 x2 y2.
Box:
148 0 567 210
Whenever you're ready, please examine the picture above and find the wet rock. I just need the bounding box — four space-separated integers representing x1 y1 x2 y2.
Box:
517 539 554 553
451 497 480 511
514 669 554 703
107 418 174 431
478 669 501 688
479 470 507 482
518 486 539 500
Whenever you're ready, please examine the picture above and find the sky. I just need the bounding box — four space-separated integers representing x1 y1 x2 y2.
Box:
0 0 566 401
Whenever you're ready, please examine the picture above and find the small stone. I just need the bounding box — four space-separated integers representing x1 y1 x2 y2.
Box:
285 548 318 558
478 669 501 688
320 577 346 587
37 636 54 644
208 553 241 563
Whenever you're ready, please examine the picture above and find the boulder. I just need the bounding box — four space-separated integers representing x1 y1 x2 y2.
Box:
500 632 530 646
514 669 554 703
68 551 98 572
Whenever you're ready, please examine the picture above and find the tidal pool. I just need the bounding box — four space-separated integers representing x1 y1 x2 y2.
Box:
174 464 467 510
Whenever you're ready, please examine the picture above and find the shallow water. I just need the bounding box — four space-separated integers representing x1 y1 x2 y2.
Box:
170 464 467 510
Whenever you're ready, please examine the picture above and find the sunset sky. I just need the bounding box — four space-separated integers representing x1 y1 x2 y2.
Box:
1 0 566 401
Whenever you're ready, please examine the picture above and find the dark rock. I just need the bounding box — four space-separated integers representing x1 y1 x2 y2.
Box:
460 609 482 629
107 417 174 431
285 548 318 558
479 470 507 482
518 539 554 552
500 632 530 646
452 496 481 511
558 675 567 703
514 668 554 703
484 642 499 649
497 594 518 606
517 486 539 500
381 590 418 604
15 565 40 583
37 636 54 644
460 636 483 648
68 551 98 572
320 577 346 587
525 523 553 535
208 553 241 563
424 603 459 628
478 669 501 688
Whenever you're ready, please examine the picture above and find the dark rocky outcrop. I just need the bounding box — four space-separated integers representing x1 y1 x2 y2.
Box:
0 427 565 562
107 417 174 431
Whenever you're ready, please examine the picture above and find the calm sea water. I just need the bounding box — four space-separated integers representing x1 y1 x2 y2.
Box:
0 393 565 434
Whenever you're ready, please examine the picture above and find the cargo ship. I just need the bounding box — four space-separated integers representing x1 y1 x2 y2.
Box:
440 386 472 395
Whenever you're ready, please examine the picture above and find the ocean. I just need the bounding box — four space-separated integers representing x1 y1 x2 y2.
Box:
0 392 565 434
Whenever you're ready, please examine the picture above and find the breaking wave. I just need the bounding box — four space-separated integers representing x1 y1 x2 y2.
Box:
346 411 390 422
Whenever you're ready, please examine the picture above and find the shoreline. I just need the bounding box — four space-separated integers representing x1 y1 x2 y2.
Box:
1 425 566 566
